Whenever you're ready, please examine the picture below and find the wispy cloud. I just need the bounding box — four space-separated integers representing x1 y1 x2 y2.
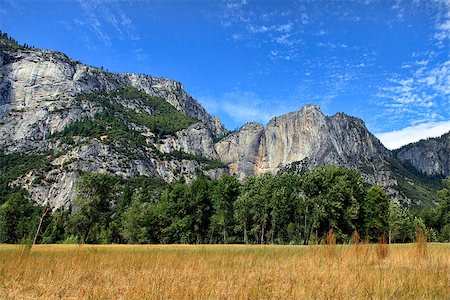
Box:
198 90 301 128
375 120 450 149
216 0 448 137
434 0 450 43
75 0 140 47
219 1 303 61
376 57 449 130
375 0 450 132
134 48 148 62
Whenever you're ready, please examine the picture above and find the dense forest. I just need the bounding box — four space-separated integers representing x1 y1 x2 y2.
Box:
0 165 448 245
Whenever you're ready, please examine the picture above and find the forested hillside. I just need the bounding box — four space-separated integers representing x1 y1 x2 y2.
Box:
1 31 449 245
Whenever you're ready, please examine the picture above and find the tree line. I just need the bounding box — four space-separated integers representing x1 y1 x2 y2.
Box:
0 165 449 244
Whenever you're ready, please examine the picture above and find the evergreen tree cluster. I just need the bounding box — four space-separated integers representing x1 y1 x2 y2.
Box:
69 88 199 137
0 30 34 51
1 165 447 244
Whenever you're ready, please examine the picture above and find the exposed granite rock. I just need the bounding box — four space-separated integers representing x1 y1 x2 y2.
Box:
1 39 445 209
215 105 391 179
0 47 226 154
155 122 219 159
125 73 226 137
395 132 449 178
16 139 222 208
0 45 228 208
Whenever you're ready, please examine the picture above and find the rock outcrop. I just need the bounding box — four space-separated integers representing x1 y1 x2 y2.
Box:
0 41 228 208
0 47 226 154
0 34 446 209
156 123 219 159
215 105 391 180
395 132 450 178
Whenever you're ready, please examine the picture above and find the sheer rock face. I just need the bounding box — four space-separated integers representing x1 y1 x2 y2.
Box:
17 139 207 207
156 123 219 160
0 46 227 208
395 132 450 177
215 105 391 179
0 48 226 154
1 44 446 209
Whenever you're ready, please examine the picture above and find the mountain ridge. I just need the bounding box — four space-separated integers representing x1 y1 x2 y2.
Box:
394 132 450 178
0 32 446 208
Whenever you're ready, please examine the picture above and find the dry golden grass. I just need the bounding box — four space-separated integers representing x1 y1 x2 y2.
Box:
0 243 448 299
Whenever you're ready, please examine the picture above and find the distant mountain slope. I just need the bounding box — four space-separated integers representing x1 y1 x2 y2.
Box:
216 105 391 179
0 32 445 209
214 105 444 207
395 132 450 178
0 33 226 155
0 33 227 207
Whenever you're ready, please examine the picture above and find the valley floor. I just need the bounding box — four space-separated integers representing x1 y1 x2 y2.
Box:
0 243 448 299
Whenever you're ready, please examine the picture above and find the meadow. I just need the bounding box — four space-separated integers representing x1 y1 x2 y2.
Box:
0 242 448 299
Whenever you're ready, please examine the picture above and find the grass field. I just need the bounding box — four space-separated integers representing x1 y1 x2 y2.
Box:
0 243 448 299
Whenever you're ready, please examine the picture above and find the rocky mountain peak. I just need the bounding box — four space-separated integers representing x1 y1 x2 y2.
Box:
395 132 450 178
239 122 264 131
215 104 390 179
0 44 227 155
0 32 446 209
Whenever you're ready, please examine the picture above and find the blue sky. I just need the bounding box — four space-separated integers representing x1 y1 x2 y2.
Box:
1 0 449 148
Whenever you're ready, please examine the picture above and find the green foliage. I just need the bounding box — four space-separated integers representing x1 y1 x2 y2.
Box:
389 158 442 208
388 199 406 243
53 111 149 149
363 185 389 241
121 194 153 244
69 173 120 243
0 154 48 204
2 165 442 245
435 178 450 241
71 87 198 137
0 191 41 243
210 174 240 244
300 165 365 242
51 88 201 163
41 209 71 244
0 30 31 51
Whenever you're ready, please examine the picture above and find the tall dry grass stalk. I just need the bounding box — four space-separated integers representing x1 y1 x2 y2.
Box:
350 231 362 261
415 226 428 259
0 243 448 299
321 228 337 258
325 228 336 246
376 234 389 259
351 230 360 245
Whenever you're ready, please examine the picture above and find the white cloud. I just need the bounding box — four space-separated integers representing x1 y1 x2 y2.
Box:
375 120 450 149
434 0 450 43
222 102 273 124
247 23 293 34
274 23 293 33
226 0 247 10
377 58 450 129
248 25 270 33
435 16 450 41
75 0 139 46
133 48 148 62
197 90 300 127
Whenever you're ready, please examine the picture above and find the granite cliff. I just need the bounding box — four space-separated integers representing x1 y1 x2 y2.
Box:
215 105 391 180
0 34 226 208
0 33 446 208
395 132 450 178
